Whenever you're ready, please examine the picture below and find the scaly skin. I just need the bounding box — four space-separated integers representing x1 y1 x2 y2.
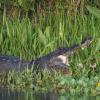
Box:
0 37 93 73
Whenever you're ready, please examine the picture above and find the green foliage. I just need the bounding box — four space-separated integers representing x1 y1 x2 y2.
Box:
0 0 99 94
87 6 100 18
0 0 100 16
1 0 35 11
17 0 35 11
0 70 100 95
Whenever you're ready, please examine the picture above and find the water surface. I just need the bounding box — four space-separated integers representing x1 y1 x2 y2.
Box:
0 88 100 100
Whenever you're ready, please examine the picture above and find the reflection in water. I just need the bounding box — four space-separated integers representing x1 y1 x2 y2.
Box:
0 88 100 100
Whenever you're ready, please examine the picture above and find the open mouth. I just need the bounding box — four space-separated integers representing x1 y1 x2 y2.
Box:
57 55 70 67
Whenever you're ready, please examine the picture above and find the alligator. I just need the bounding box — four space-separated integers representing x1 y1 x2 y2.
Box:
0 37 93 73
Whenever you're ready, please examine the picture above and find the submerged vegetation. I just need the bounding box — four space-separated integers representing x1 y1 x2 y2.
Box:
0 0 100 94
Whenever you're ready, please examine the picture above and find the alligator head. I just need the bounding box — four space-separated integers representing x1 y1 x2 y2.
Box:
29 47 71 73
46 55 69 71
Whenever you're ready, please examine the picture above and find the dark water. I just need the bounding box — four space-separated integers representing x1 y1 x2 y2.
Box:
0 88 100 100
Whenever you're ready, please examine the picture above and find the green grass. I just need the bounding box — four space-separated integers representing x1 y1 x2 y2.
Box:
0 69 100 95
0 6 100 94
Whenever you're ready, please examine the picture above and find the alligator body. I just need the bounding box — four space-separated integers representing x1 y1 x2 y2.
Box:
0 37 93 73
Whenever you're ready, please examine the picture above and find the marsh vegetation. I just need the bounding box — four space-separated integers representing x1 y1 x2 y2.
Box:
0 0 100 95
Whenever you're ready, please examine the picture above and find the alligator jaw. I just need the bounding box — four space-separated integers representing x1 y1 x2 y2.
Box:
48 54 70 70
57 55 70 66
